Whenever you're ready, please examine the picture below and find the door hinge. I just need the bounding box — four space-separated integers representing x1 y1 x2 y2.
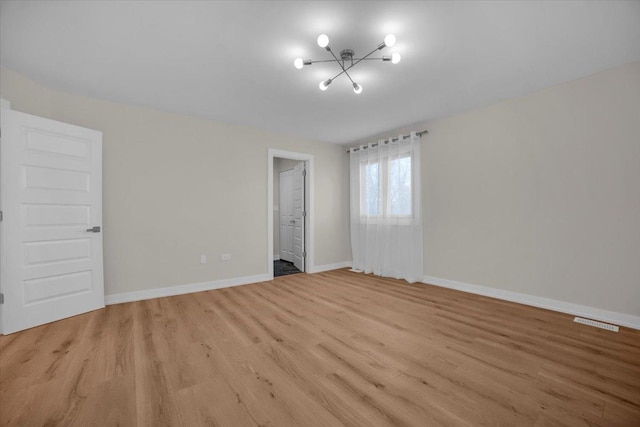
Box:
302 251 306 258
302 169 307 177
0 210 3 221
0 293 4 304
302 211 306 217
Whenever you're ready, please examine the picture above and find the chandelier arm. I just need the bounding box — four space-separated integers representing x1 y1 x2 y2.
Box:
351 57 386 61
343 68 355 85
328 66 358 82
344 46 381 71
307 59 340 64
328 49 355 85
329 68 348 81
307 57 385 64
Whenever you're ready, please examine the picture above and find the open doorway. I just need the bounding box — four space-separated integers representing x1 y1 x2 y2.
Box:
267 149 314 280
274 158 304 277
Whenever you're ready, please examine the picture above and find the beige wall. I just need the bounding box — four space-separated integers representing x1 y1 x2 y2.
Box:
273 157 301 258
4 62 638 317
0 67 351 296
353 62 640 317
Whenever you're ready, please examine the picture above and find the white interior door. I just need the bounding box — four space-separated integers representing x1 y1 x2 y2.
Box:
1 109 104 334
292 162 305 272
279 170 293 262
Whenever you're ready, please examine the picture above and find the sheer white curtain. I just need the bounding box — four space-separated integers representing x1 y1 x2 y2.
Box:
350 132 423 283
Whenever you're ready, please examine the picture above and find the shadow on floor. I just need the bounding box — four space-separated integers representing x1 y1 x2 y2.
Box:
274 259 302 277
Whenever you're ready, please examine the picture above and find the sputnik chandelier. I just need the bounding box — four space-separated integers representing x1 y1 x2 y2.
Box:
294 33 401 94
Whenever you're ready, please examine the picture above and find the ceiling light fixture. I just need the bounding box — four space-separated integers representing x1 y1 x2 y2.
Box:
319 79 332 91
293 33 401 94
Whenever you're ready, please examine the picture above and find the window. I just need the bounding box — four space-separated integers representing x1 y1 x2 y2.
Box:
388 156 412 216
349 136 423 282
362 162 381 216
360 151 415 219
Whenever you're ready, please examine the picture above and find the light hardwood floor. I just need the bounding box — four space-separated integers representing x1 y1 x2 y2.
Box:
1 269 639 426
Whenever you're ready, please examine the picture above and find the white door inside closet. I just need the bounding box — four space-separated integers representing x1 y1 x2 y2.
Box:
279 169 294 262
0 108 104 334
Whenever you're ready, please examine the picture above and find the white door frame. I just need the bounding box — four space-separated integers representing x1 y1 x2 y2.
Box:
291 162 305 272
0 98 10 333
267 149 314 280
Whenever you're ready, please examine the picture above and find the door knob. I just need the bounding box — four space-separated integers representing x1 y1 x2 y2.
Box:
86 226 101 233
290 220 296 224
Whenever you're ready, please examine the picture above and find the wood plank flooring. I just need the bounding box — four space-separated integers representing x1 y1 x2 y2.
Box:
1 269 639 426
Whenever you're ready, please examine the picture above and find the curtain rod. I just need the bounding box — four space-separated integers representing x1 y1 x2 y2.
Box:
346 130 428 153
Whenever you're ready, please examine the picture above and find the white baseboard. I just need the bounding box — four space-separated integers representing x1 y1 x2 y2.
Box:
310 261 352 274
273 255 280 261
423 275 640 330
105 273 271 305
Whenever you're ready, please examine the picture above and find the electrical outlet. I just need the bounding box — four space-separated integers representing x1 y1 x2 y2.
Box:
221 254 231 261
200 254 207 264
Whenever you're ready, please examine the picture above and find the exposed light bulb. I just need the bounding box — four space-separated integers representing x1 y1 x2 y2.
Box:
384 34 396 47
317 34 329 48
319 78 332 91
353 83 363 94
294 58 304 69
391 52 401 64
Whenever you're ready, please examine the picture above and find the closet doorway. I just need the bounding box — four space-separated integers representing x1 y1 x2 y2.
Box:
267 149 314 280
274 158 305 277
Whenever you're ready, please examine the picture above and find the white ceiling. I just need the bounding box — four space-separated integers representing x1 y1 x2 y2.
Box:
2 1 639 144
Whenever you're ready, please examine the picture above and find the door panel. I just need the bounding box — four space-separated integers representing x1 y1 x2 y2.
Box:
24 238 91 265
1 109 104 334
279 170 294 262
292 162 305 272
24 271 93 305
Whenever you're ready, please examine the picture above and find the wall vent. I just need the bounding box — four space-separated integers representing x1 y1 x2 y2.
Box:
574 317 619 332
